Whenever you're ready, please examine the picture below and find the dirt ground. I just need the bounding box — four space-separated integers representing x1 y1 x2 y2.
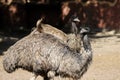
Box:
0 34 120 80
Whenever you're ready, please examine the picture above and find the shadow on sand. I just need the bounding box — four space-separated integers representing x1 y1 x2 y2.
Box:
0 36 18 55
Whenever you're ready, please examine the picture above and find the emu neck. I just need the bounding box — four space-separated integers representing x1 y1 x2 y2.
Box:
82 34 92 52
80 34 92 64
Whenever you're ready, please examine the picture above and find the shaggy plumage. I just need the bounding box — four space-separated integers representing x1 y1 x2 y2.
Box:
36 19 81 52
36 18 68 43
3 27 92 80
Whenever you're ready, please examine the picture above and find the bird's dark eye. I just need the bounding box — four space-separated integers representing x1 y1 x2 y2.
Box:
85 27 90 32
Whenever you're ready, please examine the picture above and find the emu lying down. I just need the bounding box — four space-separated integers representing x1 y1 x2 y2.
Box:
3 27 92 80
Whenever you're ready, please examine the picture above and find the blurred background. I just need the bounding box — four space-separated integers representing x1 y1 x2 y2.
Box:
0 0 119 37
0 0 120 53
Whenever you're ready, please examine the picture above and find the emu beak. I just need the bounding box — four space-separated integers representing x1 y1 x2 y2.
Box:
80 27 90 34
73 17 80 22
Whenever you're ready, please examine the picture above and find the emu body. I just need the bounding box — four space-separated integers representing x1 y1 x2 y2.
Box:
3 27 92 80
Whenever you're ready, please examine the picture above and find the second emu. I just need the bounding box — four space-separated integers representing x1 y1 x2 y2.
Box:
36 17 81 52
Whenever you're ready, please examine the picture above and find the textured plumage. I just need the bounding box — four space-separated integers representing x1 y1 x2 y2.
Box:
36 18 81 52
3 27 92 80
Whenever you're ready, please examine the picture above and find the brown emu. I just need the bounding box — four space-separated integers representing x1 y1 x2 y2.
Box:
3 27 92 80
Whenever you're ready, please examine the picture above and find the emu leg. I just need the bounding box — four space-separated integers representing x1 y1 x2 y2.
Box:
47 71 55 80
73 79 79 80
58 75 61 80
43 76 49 80
43 75 54 80
30 73 38 80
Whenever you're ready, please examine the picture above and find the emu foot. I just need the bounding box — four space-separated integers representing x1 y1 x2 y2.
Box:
30 73 38 80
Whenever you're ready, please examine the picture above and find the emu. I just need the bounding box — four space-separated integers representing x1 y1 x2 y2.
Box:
36 16 81 52
3 26 92 80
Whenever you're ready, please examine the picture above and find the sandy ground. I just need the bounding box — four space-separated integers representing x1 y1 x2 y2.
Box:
0 34 120 80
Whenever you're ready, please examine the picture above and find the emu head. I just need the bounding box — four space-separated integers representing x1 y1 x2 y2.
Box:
80 27 91 51
80 27 90 35
70 15 80 35
80 27 90 40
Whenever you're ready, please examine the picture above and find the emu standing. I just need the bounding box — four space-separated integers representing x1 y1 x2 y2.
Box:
3 27 92 80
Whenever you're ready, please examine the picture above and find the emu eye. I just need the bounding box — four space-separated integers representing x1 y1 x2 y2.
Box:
85 27 90 32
